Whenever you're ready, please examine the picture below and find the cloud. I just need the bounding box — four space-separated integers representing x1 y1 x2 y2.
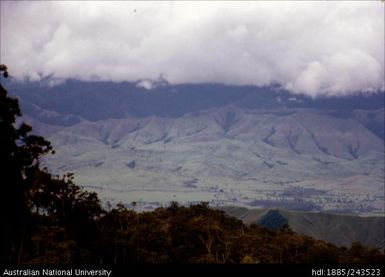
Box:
0 1 384 97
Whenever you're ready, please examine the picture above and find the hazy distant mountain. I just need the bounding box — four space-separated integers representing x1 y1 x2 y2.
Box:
222 207 385 249
9 80 385 214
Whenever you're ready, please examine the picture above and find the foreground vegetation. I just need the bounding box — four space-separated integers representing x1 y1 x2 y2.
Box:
1 65 384 264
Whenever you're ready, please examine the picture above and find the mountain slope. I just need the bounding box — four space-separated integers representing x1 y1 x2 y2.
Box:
222 206 385 249
27 106 384 214
9 81 385 214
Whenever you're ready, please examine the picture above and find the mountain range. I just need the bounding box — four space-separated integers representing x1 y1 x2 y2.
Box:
8 80 385 215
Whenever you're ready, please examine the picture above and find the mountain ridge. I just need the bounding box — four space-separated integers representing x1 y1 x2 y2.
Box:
9 81 385 215
222 206 385 249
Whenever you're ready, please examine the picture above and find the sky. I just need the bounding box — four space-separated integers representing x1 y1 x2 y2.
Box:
0 1 384 97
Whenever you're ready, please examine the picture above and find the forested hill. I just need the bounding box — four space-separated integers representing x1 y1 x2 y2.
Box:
222 207 385 249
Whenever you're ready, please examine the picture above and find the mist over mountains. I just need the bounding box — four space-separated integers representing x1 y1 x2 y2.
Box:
2 2 384 97
2 1 385 266
9 79 385 122
9 80 385 215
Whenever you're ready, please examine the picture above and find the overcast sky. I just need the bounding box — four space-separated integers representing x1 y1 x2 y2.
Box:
0 1 384 97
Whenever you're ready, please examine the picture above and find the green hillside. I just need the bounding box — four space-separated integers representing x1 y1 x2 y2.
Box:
222 207 385 249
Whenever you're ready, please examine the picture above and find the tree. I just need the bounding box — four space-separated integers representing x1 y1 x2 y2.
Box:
0 65 103 263
1 65 54 263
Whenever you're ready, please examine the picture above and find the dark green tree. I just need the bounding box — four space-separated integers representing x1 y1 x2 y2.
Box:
1 65 54 263
0 65 102 263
